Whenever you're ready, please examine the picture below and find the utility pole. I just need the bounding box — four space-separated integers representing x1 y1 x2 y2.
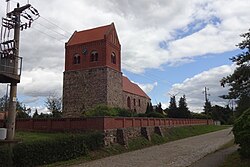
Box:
204 87 209 103
6 3 31 140
203 87 211 125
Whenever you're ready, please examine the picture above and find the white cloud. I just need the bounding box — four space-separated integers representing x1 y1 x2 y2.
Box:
1 0 249 109
168 64 236 112
137 82 158 94
19 68 63 97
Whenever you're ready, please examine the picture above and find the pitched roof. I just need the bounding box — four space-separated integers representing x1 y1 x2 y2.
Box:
122 76 150 99
67 23 113 46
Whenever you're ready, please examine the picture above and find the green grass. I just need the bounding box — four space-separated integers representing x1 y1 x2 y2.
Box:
165 125 231 141
12 125 230 167
220 151 250 167
15 131 68 142
127 125 231 149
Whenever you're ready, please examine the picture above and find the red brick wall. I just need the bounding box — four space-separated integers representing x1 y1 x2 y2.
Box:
9 117 213 132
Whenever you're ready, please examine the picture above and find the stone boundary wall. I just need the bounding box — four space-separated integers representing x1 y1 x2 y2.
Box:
103 125 197 146
0 117 213 132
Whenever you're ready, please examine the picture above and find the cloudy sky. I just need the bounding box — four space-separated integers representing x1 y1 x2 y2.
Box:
0 0 249 113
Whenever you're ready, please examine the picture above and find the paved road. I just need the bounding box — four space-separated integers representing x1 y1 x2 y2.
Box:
73 128 233 167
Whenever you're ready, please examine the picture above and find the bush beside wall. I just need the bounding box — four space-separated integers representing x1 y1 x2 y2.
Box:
0 132 103 167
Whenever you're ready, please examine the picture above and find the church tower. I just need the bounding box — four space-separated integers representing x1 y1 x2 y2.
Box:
63 23 123 117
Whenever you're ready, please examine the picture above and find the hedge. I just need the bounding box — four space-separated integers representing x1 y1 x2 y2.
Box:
0 131 103 167
233 108 250 158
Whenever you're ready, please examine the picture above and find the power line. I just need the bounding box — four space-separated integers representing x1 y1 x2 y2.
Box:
32 27 65 43
34 21 70 39
40 16 72 35
9 0 72 36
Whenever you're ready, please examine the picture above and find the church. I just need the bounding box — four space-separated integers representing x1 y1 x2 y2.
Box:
62 23 151 117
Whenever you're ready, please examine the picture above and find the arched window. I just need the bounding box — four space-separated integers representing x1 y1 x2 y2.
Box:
91 51 98 62
111 52 116 64
127 97 131 109
133 99 136 106
138 99 141 107
73 54 80 64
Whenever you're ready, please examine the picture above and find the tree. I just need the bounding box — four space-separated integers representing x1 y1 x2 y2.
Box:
221 29 250 115
16 101 31 119
204 100 212 115
0 95 8 112
145 102 153 114
167 96 178 118
178 95 191 118
211 105 233 124
33 109 39 118
45 94 62 118
155 102 163 114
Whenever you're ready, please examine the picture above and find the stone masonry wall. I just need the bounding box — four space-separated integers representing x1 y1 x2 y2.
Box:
122 91 150 114
63 67 108 117
63 67 123 117
106 68 123 108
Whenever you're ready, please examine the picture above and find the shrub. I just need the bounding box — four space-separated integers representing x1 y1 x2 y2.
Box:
116 108 134 117
0 146 9 167
85 105 118 116
11 132 103 166
146 112 165 118
136 113 147 117
233 108 250 158
84 105 133 117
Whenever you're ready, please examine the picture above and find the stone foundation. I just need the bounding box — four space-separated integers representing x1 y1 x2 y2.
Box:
104 126 171 146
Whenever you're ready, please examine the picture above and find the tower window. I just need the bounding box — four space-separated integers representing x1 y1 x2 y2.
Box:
138 99 141 107
111 52 116 64
133 98 136 106
91 51 98 62
73 54 80 64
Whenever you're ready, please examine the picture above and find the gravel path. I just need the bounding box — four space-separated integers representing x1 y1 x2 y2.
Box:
73 128 233 167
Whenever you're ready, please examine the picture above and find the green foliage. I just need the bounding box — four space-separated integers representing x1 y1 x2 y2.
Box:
0 146 9 167
0 95 8 112
204 100 212 115
191 112 208 119
128 137 151 150
211 105 233 124
220 30 250 116
167 95 191 118
155 102 164 114
151 134 166 144
45 94 62 118
115 107 135 117
7 132 103 166
136 113 148 117
146 112 165 118
84 105 133 117
145 102 153 114
84 105 119 117
178 95 191 118
233 108 250 158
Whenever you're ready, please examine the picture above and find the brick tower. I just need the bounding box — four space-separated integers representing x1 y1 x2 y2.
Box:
63 23 123 117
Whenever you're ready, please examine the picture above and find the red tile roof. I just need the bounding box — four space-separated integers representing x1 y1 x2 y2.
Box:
67 23 113 46
122 76 150 99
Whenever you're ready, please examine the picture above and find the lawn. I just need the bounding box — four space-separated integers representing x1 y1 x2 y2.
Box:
15 131 69 142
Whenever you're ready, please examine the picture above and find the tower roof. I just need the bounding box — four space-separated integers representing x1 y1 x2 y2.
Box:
122 76 150 99
66 23 114 46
